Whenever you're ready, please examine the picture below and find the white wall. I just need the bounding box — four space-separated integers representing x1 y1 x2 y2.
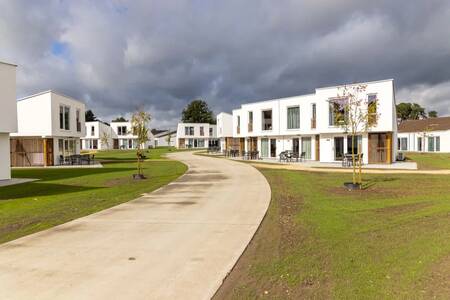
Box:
82 121 113 150
0 134 11 180
398 130 450 152
217 113 233 138
0 62 17 180
110 121 154 149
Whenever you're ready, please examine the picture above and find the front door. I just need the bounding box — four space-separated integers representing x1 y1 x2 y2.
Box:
369 133 392 163
334 137 344 161
292 138 300 154
315 135 320 161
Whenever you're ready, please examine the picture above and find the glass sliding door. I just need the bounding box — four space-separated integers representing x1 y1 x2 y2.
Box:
292 138 300 154
270 139 277 157
301 137 312 159
261 138 269 157
334 137 344 161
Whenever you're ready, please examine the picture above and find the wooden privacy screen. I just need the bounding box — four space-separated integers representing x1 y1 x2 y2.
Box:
10 138 44 167
368 133 392 164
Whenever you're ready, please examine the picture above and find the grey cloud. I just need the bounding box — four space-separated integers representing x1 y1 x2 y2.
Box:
1 0 450 129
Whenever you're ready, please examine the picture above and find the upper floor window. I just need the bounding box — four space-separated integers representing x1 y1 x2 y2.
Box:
59 105 70 130
368 94 378 126
329 98 346 126
311 103 316 129
287 106 300 129
91 126 95 136
262 110 272 131
118 126 127 135
209 127 213 136
184 126 194 135
237 116 241 134
248 111 253 132
76 109 82 132
200 126 204 136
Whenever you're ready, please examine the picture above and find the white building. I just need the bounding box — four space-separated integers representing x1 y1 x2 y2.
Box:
110 121 154 149
153 130 176 147
397 117 450 152
81 121 113 150
10 91 86 166
228 79 397 164
0 61 18 180
216 112 233 151
176 123 219 149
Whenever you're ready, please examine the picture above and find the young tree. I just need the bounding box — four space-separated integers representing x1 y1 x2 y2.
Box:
131 110 151 178
100 132 110 149
334 84 380 187
165 132 172 149
181 100 216 124
85 110 97 122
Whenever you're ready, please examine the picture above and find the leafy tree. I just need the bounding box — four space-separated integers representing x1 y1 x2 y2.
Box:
85 110 97 122
131 110 151 178
112 116 128 122
396 103 426 120
181 100 216 124
333 84 379 187
428 110 438 118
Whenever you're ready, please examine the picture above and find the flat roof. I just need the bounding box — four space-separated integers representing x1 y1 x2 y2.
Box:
17 90 85 104
0 60 18 67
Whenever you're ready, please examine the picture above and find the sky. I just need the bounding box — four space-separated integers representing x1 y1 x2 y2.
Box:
1 0 450 129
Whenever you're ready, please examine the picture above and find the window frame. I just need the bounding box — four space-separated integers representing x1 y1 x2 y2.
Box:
262 109 273 131
287 106 300 130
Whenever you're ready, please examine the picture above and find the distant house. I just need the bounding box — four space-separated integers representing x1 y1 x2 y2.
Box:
81 121 113 150
10 91 85 166
176 123 219 149
397 117 450 152
153 130 176 147
110 121 154 149
0 61 18 180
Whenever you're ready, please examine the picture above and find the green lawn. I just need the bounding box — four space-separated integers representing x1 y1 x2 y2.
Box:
405 152 450 170
215 169 450 299
1 156 187 244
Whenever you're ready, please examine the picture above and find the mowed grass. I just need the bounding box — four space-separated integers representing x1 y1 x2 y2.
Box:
406 152 450 170
0 156 187 244
215 170 450 299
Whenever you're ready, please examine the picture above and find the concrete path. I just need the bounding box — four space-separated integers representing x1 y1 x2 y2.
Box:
0 152 271 300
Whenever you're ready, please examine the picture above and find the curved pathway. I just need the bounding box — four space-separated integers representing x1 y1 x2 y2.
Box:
0 152 270 300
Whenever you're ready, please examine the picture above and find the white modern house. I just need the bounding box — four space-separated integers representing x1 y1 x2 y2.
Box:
110 121 154 149
153 130 176 147
10 91 86 166
81 121 113 150
0 61 18 180
397 117 450 152
229 79 398 164
176 123 219 149
216 112 233 151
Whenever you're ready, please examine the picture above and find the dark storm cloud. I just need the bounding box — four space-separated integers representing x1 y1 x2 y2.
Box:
1 0 450 128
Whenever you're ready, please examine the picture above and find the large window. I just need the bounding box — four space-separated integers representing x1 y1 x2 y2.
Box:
237 116 241 134
200 126 204 136
184 126 194 136
91 126 95 136
59 105 70 130
398 137 408 151
301 137 312 159
118 126 127 135
428 136 440 152
311 103 316 129
287 106 300 129
262 110 272 131
347 135 362 154
368 94 378 126
329 99 346 126
418 137 422 152
248 111 253 132
209 127 213 136
76 109 81 132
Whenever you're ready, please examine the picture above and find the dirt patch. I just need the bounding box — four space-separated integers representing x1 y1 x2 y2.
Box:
420 255 450 298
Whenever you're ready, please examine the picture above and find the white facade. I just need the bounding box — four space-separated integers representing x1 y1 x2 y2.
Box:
398 130 450 153
81 121 113 150
176 123 219 148
0 61 17 179
216 112 233 150
154 130 176 147
110 121 154 149
11 91 85 166
229 79 397 164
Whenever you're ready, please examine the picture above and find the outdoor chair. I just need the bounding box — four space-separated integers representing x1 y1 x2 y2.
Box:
292 152 299 162
300 152 306 162
279 151 287 162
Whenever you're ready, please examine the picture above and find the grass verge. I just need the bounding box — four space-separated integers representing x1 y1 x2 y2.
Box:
214 169 450 299
405 152 450 170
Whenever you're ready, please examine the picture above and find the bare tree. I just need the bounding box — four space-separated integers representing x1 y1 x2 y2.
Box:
131 110 151 178
165 132 172 149
333 84 380 187
100 132 110 149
